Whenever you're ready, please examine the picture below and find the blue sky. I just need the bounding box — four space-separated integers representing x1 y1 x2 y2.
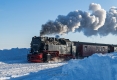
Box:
0 0 117 49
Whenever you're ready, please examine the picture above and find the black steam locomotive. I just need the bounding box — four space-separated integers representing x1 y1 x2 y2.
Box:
27 36 117 62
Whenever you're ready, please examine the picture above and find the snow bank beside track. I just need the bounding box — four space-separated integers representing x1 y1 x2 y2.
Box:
0 48 29 63
50 53 117 80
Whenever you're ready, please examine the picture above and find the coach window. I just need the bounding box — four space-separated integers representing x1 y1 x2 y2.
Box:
84 46 87 51
100 47 101 51
115 48 117 51
102 47 105 51
96 47 98 51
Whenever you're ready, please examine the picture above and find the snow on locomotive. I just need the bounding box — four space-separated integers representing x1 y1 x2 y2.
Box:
27 36 117 62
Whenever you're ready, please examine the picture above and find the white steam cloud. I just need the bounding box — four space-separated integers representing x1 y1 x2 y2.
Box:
40 3 117 37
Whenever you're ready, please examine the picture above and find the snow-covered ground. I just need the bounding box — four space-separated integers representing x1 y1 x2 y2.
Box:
0 48 117 80
0 48 65 80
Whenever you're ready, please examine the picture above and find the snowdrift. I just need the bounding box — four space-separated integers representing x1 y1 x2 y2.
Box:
50 53 117 80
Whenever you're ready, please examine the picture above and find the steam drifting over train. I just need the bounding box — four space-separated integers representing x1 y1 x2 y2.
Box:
27 3 117 62
40 3 117 37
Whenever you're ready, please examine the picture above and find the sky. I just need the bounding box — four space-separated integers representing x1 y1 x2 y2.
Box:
0 0 117 49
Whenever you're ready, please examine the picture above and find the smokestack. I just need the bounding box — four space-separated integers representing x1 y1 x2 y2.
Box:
40 3 117 37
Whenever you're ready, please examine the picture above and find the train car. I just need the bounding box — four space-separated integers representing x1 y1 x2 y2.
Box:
75 42 108 58
27 36 117 63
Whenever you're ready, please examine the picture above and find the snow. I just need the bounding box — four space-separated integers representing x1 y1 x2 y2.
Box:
52 53 117 80
0 48 117 80
0 48 65 80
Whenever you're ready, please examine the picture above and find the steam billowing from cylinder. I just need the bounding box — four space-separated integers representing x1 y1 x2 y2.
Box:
40 3 117 37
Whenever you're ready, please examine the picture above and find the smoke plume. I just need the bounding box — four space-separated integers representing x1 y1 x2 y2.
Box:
40 3 117 37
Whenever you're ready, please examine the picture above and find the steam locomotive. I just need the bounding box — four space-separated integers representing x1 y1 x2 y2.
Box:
27 36 117 62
